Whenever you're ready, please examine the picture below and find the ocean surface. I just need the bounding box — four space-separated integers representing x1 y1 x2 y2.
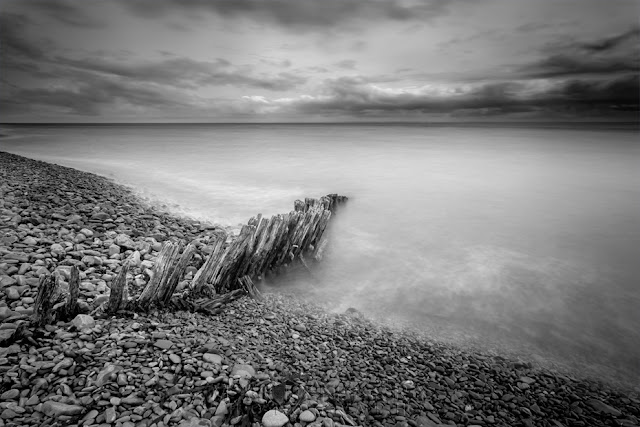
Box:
1 123 639 387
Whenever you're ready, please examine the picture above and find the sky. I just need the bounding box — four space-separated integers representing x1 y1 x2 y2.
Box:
0 0 638 122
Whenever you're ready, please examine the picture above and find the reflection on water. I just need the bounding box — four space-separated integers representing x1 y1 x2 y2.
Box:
1 123 639 386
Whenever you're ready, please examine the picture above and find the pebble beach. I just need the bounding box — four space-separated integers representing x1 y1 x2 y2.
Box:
1 150 639 427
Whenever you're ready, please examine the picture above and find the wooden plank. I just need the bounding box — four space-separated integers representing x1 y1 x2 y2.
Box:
64 266 79 319
190 234 226 294
107 262 129 314
158 242 196 305
32 275 58 327
137 242 182 308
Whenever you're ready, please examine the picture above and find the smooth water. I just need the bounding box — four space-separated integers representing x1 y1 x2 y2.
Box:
2 123 639 386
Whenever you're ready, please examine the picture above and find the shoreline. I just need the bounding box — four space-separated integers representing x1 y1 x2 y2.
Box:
1 151 639 427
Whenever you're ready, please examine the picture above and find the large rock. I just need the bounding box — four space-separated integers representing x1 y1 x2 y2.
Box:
178 418 212 427
587 399 622 416
262 410 289 427
96 364 122 387
41 401 84 417
203 353 223 365
72 314 95 330
114 234 135 250
230 363 255 378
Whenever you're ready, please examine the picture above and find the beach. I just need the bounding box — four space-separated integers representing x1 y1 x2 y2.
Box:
0 150 639 427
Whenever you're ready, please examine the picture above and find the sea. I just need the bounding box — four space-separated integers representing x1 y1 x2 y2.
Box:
1 122 639 388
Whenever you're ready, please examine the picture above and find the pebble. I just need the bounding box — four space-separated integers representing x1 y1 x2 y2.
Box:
262 410 289 427
154 339 174 349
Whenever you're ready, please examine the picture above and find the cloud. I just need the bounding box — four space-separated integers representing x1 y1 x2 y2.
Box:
335 59 357 70
1 73 191 116
119 0 455 29
57 56 307 91
0 13 47 60
23 0 106 28
521 27 640 79
242 74 639 118
579 27 640 53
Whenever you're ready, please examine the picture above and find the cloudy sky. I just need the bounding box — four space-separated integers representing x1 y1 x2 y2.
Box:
1 0 638 122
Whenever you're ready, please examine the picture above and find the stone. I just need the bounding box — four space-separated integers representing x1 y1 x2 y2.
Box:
203 353 223 365
262 410 289 427
214 401 228 416
41 401 84 417
293 324 307 332
80 228 94 238
105 406 117 423
50 243 65 255
108 244 120 256
230 363 255 378
587 399 622 416
72 314 95 330
299 410 316 423
96 364 121 387
114 234 135 249
154 339 173 349
5 287 20 300
178 418 212 427
1 389 19 400
169 354 181 364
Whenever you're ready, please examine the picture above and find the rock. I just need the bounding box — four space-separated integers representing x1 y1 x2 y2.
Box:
587 399 622 416
114 234 135 249
72 314 95 330
293 324 307 332
41 401 84 417
203 353 223 365
80 228 94 238
50 243 65 255
230 363 255 378
178 418 212 427
262 410 289 427
5 287 20 300
1 389 19 400
0 307 17 321
299 410 316 423
154 339 173 349
501 393 515 402
169 354 181 364
96 364 121 387
108 244 120 256
105 406 117 423
214 401 228 416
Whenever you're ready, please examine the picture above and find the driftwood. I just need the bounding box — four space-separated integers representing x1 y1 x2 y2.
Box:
64 266 80 319
28 194 347 329
32 275 59 327
107 262 129 314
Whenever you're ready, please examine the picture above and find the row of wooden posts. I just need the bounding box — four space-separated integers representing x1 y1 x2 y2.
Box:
31 194 347 326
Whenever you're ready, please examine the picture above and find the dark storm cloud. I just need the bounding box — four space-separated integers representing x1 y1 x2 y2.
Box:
521 27 640 79
120 0 453 28
0 13 47 60
25 0 105 28
0 10 307 117
57 56 307 90
579 27 640 53
1 72 188 116
279 74 639 117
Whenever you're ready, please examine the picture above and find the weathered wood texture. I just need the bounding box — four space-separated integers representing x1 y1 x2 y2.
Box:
190 193 347 295
32 194 346 326
32 275 59 327
64 266 79 319
107 262 129 314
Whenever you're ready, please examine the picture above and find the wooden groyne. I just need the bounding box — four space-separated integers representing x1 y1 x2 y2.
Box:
28 194 347 329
